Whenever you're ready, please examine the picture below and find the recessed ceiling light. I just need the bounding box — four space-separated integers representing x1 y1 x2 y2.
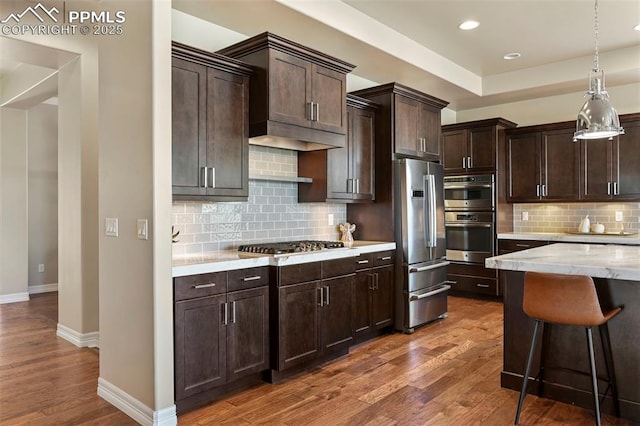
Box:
458 20 479 30
503 52 522 60
634 23 640 31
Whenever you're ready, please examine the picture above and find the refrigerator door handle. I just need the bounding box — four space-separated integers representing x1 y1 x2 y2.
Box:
424 174 437 248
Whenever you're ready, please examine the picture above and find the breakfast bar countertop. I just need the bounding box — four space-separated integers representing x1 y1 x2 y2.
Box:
497 231 640 245
172 240 397 277
485 242 640 281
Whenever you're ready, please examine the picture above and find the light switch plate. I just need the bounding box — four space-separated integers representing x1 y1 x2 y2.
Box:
137 219 148 240
615 211 623 222
106 218 118 237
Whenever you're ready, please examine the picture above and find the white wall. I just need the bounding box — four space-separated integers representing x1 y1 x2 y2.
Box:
27 103 58 290
0 107 28 303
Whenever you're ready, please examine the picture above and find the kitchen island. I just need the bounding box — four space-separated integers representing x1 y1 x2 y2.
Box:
485 243 640 422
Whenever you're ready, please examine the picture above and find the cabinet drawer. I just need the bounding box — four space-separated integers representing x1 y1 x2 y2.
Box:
353 253 373 271
372 251 395 267
228 266 269 292
448 274 498 296
498 239 548 254
322 257 356 279
279 262 322 286
447 262 496 279
174 272 228 301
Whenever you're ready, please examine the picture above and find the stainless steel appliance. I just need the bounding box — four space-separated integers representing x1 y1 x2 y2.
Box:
444 174 494 211
394 158 450 333
445 211 495 263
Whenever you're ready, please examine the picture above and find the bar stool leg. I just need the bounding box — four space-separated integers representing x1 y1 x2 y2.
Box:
537 322 551 397
515 319 541 425
599 323 620 417
586 327 601 426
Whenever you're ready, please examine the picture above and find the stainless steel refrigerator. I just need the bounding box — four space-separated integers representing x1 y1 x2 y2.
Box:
394 158 450 333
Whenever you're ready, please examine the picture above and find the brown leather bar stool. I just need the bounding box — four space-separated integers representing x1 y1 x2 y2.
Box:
514 271 622 426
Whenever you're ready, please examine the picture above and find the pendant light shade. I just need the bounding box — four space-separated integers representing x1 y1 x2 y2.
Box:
574 0 624 141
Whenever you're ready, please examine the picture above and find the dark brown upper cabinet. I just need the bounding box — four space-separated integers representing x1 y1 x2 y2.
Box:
350 83 449 162
581 114 640 200
172 42 252 201
298 95 377 202
218 32 355 150
442 118 517 174
506 126 580 202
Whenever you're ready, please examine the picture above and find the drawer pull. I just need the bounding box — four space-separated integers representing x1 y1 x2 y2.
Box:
193 283 216 289
242 276 261 282
515 244 530 248
357 260 370 264
379 256 392 261
476 283 490 288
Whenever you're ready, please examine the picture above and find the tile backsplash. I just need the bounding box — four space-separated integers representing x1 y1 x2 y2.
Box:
172 146 346 255
513 202 640 234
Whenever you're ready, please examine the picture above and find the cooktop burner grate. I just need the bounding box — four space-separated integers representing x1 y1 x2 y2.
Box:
237 240 344 255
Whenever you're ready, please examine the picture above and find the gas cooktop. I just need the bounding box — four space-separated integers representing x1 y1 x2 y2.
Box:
237 240 344 255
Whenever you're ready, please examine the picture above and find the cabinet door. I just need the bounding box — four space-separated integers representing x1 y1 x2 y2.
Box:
172 58 207 196
227 287 269 383
269 50 312 128
321 276 353 352
468 126 496 171
352 270 373 339
442 130 468 173
542 129 580 201
206 68 249 198
507 133 541 202
326 113 352 200
371 265 394 329
581 137 612 200
278 281 321 370
394 95 420 157
174 294 227 400
311 64 347 134
613 120 640 199
418 102 441 159
350 106 375 201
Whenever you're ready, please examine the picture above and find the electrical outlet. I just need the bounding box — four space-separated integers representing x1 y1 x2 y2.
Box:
521 211 529 221
105 218 119 237
38 264 45 273
328 213 334 226
615 211 624 222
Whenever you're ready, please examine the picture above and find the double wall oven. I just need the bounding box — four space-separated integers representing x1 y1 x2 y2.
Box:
444 175 497 290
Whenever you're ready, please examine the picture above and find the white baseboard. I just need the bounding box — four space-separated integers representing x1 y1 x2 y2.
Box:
97 378 177 426
56 323 100 348
0 292 30 304
29 283 59 294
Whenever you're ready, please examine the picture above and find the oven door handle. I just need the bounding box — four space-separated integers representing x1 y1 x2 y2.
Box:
409 284 451 301
444 184 493 190
445 223 493 228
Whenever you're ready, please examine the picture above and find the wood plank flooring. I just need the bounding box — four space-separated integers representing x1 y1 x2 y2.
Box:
1 292 637 425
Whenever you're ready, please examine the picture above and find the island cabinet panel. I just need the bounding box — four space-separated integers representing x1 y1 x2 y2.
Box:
217 32 355 148
581 116 640 200
298 94 376 203
442 118 518 174
506 127 579 202
173 266 269 413
172 42 252 202
351 251 395 343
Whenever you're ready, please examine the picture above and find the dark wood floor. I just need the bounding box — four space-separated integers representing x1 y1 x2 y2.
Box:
1 292 636 425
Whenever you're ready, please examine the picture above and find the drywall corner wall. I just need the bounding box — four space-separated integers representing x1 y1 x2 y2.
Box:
0 107 28 302
98 0 175 418
27 103 58 289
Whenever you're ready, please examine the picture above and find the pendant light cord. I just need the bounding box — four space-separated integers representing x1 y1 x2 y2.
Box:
593 0 600 71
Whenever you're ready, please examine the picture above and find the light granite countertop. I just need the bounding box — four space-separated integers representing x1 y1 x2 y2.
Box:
172 241 396 277
485 243 640 280
498 232 640 245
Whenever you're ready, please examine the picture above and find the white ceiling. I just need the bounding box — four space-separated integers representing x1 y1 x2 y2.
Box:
172 0 640 111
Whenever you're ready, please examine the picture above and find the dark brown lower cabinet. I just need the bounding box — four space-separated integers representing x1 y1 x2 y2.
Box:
447 262 499 297
352 251 395 343
174 268 269 412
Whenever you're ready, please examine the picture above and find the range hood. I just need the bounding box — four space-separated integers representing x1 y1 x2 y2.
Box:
218 32 354 152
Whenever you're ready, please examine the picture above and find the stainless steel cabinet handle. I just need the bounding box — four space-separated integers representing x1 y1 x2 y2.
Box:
462 157 466 169
607 182 611 195
347 178 352 193
357 259 370 264
375 274 380 290
315 103 320 122
542 184 547 197
318 287 324 306
324 286 330 305
201 167 208 188
210 167 215 188
308 102 313 120
467 156 472 168
222 302 228 325
379 256 392 261
614 182 619 195
536 184 540 197
232 301 236 324
193 283 215 289
476 283 490 288
355 178 360 194
242 276 261 282
515 244 531 248
368 274 374 290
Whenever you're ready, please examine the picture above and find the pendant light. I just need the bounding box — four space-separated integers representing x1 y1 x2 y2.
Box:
573 0 624 141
